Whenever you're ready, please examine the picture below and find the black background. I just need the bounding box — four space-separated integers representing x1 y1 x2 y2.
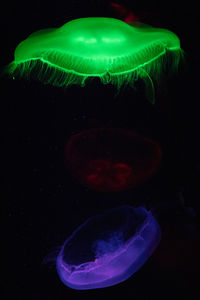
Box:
2 1 200 299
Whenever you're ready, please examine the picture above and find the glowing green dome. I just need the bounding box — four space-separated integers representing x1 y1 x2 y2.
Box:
6 17 183 103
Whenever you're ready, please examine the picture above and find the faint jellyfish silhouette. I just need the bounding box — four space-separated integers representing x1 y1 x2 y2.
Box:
5 17 183 103
65 128 162 192
56 205 161 290
153 223 200 272
152 190 199 272
110 2 140 24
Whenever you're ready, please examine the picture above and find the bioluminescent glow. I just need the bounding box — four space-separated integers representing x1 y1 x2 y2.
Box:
56 206 161 290
110 2 140 24
5 17 183 103
65 128 162 192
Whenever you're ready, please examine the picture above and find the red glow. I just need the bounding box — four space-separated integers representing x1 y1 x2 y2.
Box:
110 2 139 23
86 160 132 192
65 128 162 192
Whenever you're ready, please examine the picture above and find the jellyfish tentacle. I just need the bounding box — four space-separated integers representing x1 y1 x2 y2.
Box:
138 68 155 104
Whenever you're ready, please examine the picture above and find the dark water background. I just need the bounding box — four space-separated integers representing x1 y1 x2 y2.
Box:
2 1 200 299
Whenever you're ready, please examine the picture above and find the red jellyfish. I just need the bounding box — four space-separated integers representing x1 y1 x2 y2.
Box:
109 2 140 24
65 128 162 192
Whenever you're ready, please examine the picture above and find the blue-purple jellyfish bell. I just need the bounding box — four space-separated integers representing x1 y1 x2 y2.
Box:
56 206 161 290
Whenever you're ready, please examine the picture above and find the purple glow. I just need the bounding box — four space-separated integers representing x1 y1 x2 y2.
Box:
56 206 161 290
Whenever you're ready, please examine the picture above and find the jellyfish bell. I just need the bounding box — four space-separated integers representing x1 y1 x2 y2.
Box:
5 17 183 103
65 128 162 192
56 205 161 290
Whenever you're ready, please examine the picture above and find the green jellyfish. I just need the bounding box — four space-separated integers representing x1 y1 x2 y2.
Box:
5 17 183 103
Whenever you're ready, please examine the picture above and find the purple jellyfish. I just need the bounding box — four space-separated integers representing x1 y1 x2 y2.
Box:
56 206 161 290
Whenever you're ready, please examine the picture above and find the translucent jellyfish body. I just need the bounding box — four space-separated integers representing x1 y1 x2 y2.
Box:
56 206 161 290
65 128 162 192
5 17 183 103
